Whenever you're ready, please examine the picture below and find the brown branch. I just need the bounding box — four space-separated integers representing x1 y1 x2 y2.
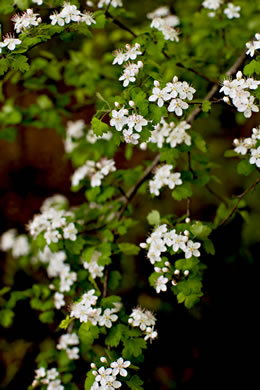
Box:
220 177 260 226
176 62 216 84
105 10 137 38
206 184 228 206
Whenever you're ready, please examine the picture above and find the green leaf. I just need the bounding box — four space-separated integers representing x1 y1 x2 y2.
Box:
244 59 260 76
65 236 85 255
203 239 215 255
172 182 192 201
0 58 9 76
10 55 30 73
149 105 168 124
85 371 96 390
59 315 74 330
202 100 211 113
79 322 100 345
147 210 160 226
118 243 140 255
237 159 255 176
190 221 211 239
82 247 96 263
39 310 54 324
127 375 144 390
105 323 123 347
108 270 122 290
122 337 147 358
0 309 14 328
91 117 109 137
224 149 238 158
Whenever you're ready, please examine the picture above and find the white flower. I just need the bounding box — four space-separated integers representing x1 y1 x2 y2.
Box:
82 250 104 279
123 129 140 145
98 308 118 328
32 0 43 5
110 108 129 131
184 240 201 259
47 379 64 390
80 11 96 26
233 137 256 155
251 127 260 140
12 235 30 257
63 222 77 241
224 3 240 19
149 81 171 107
66 347 79 360
98 0 123 8
249 147 260 167
112 49 127 65
167 173 183 189
127 114 148 132
35 367 46 379
147 6 170 19
54 292 65 309
110 358 131 377
144 326 158 341
44 229 61 245
12 9 41 33
168 98 189 116
0 229 17 251
67 120 85 138
0 35 22 51
202 0 222 10
59 2 81 24
119 62 142 87
246 40 260 57
172 234 188 252
129 307 156 330
237 96 259 118
155 275 168 293
124 43 142 61
50 12 65 26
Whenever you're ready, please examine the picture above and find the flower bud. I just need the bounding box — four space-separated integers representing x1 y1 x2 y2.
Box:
90 363 96 369
185 217 190 223
154 267 161 273
162 267 168 272
223 96 230 104
140 242 147 249
164 261 170 267
184 270 190 277
129 100 135 107
100 357 107 363
114 101 120 107
184 230 189 236
172 279 177 286
174 269 180 276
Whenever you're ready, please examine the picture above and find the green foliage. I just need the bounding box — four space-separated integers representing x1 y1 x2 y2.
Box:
147 210 161 226
118 243 140 255
126 375 144 390
172 182 192 200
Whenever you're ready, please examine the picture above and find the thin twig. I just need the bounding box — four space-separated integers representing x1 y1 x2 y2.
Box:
176 62 216 84
220 177 260 226
206 184 228 206
105 10 137 38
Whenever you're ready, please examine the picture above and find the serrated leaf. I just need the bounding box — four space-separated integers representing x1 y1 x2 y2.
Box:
10 55 30 73
202 100 211 113
172 182 192 200
0 58 9 76
79 322 100 345
127 375 144 390
59 315 74 330
190 221 211 239
237 159 255 176
85 371 96 390
91 117 109 137
118 243 140 255
105 323 123 347
122 337 147 358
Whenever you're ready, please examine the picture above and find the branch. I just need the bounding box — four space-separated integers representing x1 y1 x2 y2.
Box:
176 62 216 84
220 176 260 226
105 10 137 38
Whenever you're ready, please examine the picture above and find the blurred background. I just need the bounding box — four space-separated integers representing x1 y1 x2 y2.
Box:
1 0 260 389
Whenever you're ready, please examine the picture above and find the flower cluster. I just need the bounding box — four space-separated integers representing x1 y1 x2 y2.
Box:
32 0 43 5
149 165 182 196
143 224 201 264
82 250 104 279
50 2 96 27
90 357 130 390
0 229 30 258
57 333 80 360
38 246 77 300
71 158 116 187
28 207 77 245
233 126 260 168
246 33 260 57
128 307 158 342
140 118 191 150
112 42 143 87
149 77 196 117
32 367 64 390
70 289 121 327
202 1 240 19
220 71 260 118
113 43 142 65
110 101 148 145
12 8 42 33
148 6 180 42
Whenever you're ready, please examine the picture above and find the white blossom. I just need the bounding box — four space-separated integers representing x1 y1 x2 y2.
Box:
184 240 201 259
224 3 240 19
110 108 129 131
0 229 17 251
54 292 65 309
98 0 123 8
12 9 41 33
249 146 260 167
202 0 223 10
149 81 171 107
0 35 22 51
98 308 118 328
80 11 96 26
155 275 168 293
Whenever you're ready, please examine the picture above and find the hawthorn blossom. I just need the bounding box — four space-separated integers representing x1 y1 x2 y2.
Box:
128 307 156 331
32 0 43 5
110 108 129 131
149 165 182 196
155 275 168 293
98 0 123 8
63 223 77 241
184 240 201 259
98 308 118 328
119 61 143 87
224 3 240 19
59 2 81 24
123 129 140 144
0 35 21 51
82 250 104 279
81 11 96 26
237 95 259 118
110 358 130 377
0 229 17 251
168 98 189 116
233 137 256 155
149 81 171 107
54 292 65 309
202 0 223 10
249 147 260 167
50 12 65 26
127 114 148 132
246 33 260 57
57 333 79 360
12 9 41 33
